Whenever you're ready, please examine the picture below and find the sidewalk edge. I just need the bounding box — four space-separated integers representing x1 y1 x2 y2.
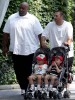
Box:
0 84 20 90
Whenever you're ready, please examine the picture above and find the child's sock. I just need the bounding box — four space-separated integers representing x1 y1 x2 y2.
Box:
63 88 66 91
62 88 66 95
30 84 34 90
45 84 48 90
49 84 53 91
37 84 41 91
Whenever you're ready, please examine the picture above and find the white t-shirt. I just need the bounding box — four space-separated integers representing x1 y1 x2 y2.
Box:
34 64 48 75
3 12 43 55
42 21 74 57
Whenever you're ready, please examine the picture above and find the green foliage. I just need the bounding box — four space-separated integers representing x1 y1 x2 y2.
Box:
3 0 74 27
0 50 17 84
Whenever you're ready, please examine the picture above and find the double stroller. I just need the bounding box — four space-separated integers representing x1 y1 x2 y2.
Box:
24 46 73 100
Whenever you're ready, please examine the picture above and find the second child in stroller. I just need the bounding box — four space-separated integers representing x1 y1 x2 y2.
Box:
44 54 63 91
28 54 48 92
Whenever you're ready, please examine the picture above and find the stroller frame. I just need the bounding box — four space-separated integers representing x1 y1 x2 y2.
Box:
24 46 72 100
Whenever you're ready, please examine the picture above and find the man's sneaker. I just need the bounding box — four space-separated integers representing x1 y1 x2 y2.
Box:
21 89 25 95
43 88 48 92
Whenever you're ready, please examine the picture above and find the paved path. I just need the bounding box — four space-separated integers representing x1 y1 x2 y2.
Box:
0 75 75 100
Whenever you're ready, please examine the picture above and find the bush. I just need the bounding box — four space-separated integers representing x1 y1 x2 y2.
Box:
0 50 17 85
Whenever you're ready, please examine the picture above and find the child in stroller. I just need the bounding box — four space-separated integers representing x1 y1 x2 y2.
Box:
43 46 73 99
28 53 48 92
24 48 50 99
44 54 63 91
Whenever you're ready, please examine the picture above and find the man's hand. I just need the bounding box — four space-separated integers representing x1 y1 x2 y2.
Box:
63 36 73 46
63 42 69 46
2 46 8 56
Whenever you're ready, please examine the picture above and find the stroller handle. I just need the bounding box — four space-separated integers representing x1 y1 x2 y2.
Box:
63 44 70 53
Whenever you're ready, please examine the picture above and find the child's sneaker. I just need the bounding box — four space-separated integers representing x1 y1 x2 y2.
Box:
29 87 35 92
48 85 53 91
49 87 53 91
37 85 42 91
29 85 35 92
38 87 42 92
44 87 48 92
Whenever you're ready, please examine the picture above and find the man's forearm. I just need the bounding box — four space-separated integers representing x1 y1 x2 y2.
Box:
64 36 73 46
2 33 9 56
2 33 9 47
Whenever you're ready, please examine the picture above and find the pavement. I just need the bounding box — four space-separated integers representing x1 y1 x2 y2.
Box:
0 75 75 100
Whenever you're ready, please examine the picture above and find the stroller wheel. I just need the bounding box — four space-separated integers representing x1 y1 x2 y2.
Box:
34 91 38 99
24 93 28 100
42 92 47 99
38 90 42 99
28 93 32 99
63 90 71 98
57 92 62 99
49 91 53 98
53 91 57 99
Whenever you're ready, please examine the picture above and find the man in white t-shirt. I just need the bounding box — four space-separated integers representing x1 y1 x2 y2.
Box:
2 2 43 94
41 10 74 98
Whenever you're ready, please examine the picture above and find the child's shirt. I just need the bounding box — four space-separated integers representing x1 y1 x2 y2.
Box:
34 64 48 75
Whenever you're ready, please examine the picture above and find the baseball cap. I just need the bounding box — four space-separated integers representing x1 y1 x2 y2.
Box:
55 56 63 62
36 54 46 61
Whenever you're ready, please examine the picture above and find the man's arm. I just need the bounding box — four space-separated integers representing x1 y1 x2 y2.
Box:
2 33 9 56
64 36 73 46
